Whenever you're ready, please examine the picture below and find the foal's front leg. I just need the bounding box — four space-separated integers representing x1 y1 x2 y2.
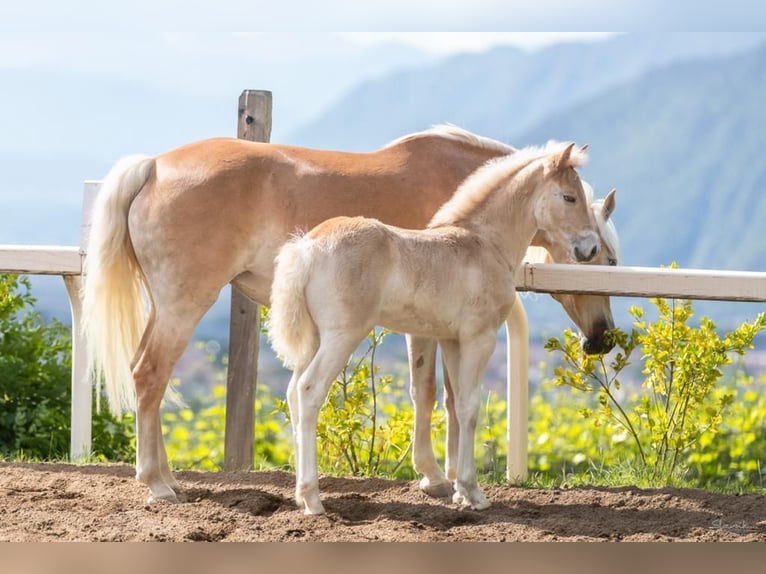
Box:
407 336 452 497
441 334 496 510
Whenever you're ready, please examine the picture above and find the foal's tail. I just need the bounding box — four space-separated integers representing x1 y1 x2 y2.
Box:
82 154 155 415
267 237 320 371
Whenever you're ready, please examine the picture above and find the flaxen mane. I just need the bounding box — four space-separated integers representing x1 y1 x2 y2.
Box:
428 142 587 229
592 199 620 260
384 124 516 154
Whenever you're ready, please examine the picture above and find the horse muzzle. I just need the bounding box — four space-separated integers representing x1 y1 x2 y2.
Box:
581 317 616 355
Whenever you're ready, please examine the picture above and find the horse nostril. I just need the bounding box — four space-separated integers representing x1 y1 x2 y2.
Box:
574 244 595 262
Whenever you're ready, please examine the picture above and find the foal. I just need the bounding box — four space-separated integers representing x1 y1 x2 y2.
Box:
268 142 601 514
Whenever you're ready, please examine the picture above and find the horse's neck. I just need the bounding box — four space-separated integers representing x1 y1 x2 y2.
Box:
404 136 509 171
470 178 540 270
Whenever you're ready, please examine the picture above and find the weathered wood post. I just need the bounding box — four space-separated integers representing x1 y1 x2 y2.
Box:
224 90 273 470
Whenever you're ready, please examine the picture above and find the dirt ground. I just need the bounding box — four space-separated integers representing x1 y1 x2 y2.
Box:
1 462 764 542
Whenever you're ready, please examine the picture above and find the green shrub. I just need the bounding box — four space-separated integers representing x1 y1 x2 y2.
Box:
273 328 440 479
687 370 766 488
0 273 133 461
545 296 766 485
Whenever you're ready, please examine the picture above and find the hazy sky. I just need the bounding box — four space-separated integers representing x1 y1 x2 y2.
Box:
0 30 616 69
340 33 617 54
2 0 762 33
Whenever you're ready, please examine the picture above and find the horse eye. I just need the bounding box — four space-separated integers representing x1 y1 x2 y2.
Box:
608 257 617 266
563 194 576 204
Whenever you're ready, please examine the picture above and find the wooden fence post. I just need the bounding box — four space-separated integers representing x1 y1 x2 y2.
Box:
224 90 273 471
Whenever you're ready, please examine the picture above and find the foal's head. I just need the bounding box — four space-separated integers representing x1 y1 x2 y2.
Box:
531 143 600 266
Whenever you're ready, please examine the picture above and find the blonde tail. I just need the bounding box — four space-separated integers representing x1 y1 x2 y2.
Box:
82 154 155 415
267 237 319 371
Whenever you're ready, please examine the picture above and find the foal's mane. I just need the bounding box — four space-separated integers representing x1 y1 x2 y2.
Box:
428 141 587 229
384 124 516 155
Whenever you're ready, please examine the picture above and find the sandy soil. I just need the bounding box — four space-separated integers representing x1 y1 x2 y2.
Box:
0 462 764 542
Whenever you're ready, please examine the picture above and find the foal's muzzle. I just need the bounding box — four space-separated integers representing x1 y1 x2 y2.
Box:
573 234 600 263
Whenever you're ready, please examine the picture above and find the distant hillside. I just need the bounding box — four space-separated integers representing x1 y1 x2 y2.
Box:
518 44 766 273
288 33 766 151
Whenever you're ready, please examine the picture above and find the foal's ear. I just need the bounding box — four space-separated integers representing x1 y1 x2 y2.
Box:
602 189 617 220
554 143 576 170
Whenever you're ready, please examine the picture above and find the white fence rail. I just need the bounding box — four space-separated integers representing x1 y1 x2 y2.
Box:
2 183 766 479
516 263 766 302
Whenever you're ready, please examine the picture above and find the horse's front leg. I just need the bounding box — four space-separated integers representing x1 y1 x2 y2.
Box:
407 335 452 498
442 358 459 483
442 334 496 511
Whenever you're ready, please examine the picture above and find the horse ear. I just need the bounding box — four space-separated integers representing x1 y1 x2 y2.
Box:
554 143 576 169
602 189 617 220
579 144 589 153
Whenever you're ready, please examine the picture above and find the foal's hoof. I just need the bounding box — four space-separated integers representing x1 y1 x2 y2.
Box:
419 476 454 498
296 486 326 515
299 497 326 515
146 486 180 505
453 490 491 511
167 480 183 494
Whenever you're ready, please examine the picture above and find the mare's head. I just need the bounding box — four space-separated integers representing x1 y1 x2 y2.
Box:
530 185 619 355
531 143 601 266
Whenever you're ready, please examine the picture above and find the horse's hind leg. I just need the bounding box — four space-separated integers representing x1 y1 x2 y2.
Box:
407 335 452 498
131 313 182 494
132 306 208 503
442 356 460 483
295 331 368 515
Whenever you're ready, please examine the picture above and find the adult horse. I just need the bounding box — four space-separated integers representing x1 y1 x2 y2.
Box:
82 126 616 504
268 142 600 513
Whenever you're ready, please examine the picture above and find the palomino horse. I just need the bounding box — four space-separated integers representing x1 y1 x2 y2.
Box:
82 125 615 504
268 142 600 514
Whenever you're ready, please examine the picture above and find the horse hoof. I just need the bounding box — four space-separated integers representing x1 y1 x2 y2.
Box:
419 476 454 498
147 487 180 505
452 490 490 510
301 497 326 515
470 496 491 511
167 480 183 494
297 486 326 515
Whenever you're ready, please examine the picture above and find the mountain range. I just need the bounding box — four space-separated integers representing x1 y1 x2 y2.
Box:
3 33 765 338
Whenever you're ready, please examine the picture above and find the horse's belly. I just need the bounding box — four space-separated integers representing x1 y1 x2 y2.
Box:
377 302 458 339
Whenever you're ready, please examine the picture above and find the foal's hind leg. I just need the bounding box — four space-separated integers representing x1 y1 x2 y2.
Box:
285 362 308 450
295 332 368 515
407 335 452 498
